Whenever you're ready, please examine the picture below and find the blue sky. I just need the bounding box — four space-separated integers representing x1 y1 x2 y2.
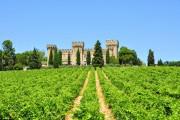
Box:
0 0 180 63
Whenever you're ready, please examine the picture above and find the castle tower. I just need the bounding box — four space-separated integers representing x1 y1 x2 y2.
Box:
47 44 57 66
72 41 84 65
106 40 119 58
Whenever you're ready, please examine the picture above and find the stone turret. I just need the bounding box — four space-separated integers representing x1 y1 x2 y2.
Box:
72 41 84 65
106 40 119 58
47 44 57 66
72 41 84 48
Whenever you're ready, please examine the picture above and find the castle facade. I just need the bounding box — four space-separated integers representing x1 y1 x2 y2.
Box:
47 40 119 65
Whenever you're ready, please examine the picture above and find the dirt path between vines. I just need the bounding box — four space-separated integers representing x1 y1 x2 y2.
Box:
95 71 115 120
65 71 90 120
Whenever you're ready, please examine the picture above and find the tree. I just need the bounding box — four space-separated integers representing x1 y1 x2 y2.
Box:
164 61 180 66
2 40 16 70
76 49 81 65
29 48 42 69
119 47 140 65
147 49 155 66
53 50 59 68
68 52 71 65
110 56 119 64
136 58 143 66
0 50 3 70
16 53 28 66
86 51 91 65
106 49 110 64
92 40 104 69
158 59 163 66
16 50 45 67
48 49 53 65
59 50 62 65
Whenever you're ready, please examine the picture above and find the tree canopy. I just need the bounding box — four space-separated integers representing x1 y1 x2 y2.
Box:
119 47 142 65
76 49 80 65
53 50 59 68
59 50 62 65
29 48 42 69
92 40 104 69
68 52 71 65
106 49 110 64
2 40 16 70
16 50 45 66
157 59 163 66
48 49 53 65
86 51 91 65
147 49 155 66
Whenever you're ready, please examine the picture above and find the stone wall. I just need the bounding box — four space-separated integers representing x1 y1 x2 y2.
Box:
47 40 119 66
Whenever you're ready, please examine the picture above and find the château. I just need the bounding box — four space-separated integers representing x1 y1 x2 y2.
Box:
47 40 119 65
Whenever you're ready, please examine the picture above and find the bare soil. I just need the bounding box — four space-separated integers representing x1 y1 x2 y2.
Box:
65 71 90 120
95 71 115 120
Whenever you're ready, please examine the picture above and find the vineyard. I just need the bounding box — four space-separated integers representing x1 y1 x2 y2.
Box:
0 67 180 119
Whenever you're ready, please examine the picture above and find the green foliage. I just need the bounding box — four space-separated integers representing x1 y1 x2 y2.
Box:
59 50 62 65
74 71 104 120
86 51 91 65
68 52 71 65
136 58 143 66
119 47 141 65
148 49 155 66
158 59 164 66
92 40 104 69
164 61 180 66
76 49 81 65
13 63 23 70
106 49 110 64
29 48 42 69
48 49 53 65
2 40 16 70
0 68 89 119
53 50 59 68
109 56 119 64
16 50 45 67
16 53 28 66
0 49 3 71
101 67 180 119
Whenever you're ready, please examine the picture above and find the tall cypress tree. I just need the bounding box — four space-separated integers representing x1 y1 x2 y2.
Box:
76 49 80 65
53 50 59 68
48 49 53 65
59 50 62 65
92 40 104 69
157 59 163 66
106 48 110 64
147 49 155 66
68 52 71 65
29 48 42 69
86 51 91 65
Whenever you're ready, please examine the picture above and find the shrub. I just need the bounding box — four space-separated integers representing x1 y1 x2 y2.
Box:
14 63 23 70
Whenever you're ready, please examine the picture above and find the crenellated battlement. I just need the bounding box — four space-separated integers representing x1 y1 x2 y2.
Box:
60 49 72 53
47 44 57 49
47 40 119 66
84 48 93 51
72 41 84 47
106 40 119 46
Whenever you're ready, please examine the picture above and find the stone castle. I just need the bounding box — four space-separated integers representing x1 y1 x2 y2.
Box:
47 40 119 65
